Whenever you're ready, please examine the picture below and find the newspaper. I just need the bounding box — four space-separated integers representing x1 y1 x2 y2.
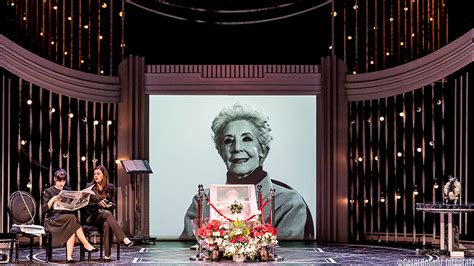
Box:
53 186 95 211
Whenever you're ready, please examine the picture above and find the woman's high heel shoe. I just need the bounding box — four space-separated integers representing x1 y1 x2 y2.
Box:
124 241 134 248
86 246 99 253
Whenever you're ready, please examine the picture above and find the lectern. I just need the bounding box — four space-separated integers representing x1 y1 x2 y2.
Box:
120 160 156 243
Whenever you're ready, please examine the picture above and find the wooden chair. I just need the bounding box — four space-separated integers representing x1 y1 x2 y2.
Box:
7 191 46 262
80 224 120 261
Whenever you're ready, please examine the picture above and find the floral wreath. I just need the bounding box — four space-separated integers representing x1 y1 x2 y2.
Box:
443 175 461 203
228 201 244 214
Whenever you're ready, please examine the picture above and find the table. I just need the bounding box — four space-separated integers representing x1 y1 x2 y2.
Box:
416 203 474 257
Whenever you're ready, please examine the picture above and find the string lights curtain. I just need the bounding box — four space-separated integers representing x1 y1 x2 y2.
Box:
0 68 118 231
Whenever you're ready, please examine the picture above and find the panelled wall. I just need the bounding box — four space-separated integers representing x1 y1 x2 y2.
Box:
0 34 121 233
347 62 473 242
0 68 118 231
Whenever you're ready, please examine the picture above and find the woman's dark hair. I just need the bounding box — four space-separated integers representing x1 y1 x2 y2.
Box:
94 165 110 189
54 169 67 181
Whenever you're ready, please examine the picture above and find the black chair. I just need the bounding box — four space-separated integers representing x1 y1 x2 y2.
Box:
0 233 16 263
7 191 46 262
80 224 120 261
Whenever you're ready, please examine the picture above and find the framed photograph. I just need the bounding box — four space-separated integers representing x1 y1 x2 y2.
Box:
209 184 258 220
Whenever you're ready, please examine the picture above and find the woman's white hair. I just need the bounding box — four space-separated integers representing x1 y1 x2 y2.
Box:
211 103 273 159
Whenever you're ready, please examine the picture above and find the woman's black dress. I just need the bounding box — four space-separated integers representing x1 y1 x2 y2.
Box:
42 186 81 247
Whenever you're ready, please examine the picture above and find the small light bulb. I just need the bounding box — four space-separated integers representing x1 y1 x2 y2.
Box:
399 112 404 117
416 147 422 152
94 120 99 125
115 159 121 164
379 116 385 121
397 152 403 157
68 16 72 21
107 120 112 125
21 140 27 145
374 156 378 161
380 197 385 203
358 157 363 162
81 156 86 162
27 99 32 105
50 107 55 113
68 113 74 118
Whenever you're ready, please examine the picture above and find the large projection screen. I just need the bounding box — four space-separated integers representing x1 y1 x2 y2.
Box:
149 95 316 239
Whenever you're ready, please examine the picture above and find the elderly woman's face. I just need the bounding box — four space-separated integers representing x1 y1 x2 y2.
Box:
219 120 262 178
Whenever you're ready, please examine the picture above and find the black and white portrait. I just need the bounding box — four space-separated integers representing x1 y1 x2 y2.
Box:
149 95 316 240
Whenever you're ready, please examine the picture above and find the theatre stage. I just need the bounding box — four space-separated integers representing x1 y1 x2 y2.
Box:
9 241 474 264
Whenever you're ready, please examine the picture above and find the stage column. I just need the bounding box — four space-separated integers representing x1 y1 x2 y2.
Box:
117 55 150 236
317 55 348 243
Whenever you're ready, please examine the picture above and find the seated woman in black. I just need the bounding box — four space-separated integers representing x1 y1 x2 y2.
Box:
42 169 98 263
85 165 133 261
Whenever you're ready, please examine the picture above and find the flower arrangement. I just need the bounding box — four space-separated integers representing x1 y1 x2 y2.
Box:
250 223 278 247
228 200 244 214
222 220 257 261
196 219 228 247
195 201 278 262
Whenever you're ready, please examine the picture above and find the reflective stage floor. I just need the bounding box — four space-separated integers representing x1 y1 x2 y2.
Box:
5 241 474 265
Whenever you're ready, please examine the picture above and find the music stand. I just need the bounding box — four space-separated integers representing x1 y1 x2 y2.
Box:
120 160 156 243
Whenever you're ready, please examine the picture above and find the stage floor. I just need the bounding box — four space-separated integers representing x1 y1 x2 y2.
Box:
6 241 474 264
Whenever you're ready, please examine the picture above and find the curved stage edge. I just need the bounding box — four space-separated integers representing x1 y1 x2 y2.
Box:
7 241 474 264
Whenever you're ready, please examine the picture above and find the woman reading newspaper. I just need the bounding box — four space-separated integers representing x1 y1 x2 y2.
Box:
42 169 98 263
85 165 134 262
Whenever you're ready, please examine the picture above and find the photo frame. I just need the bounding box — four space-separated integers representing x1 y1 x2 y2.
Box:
209 184 258 220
